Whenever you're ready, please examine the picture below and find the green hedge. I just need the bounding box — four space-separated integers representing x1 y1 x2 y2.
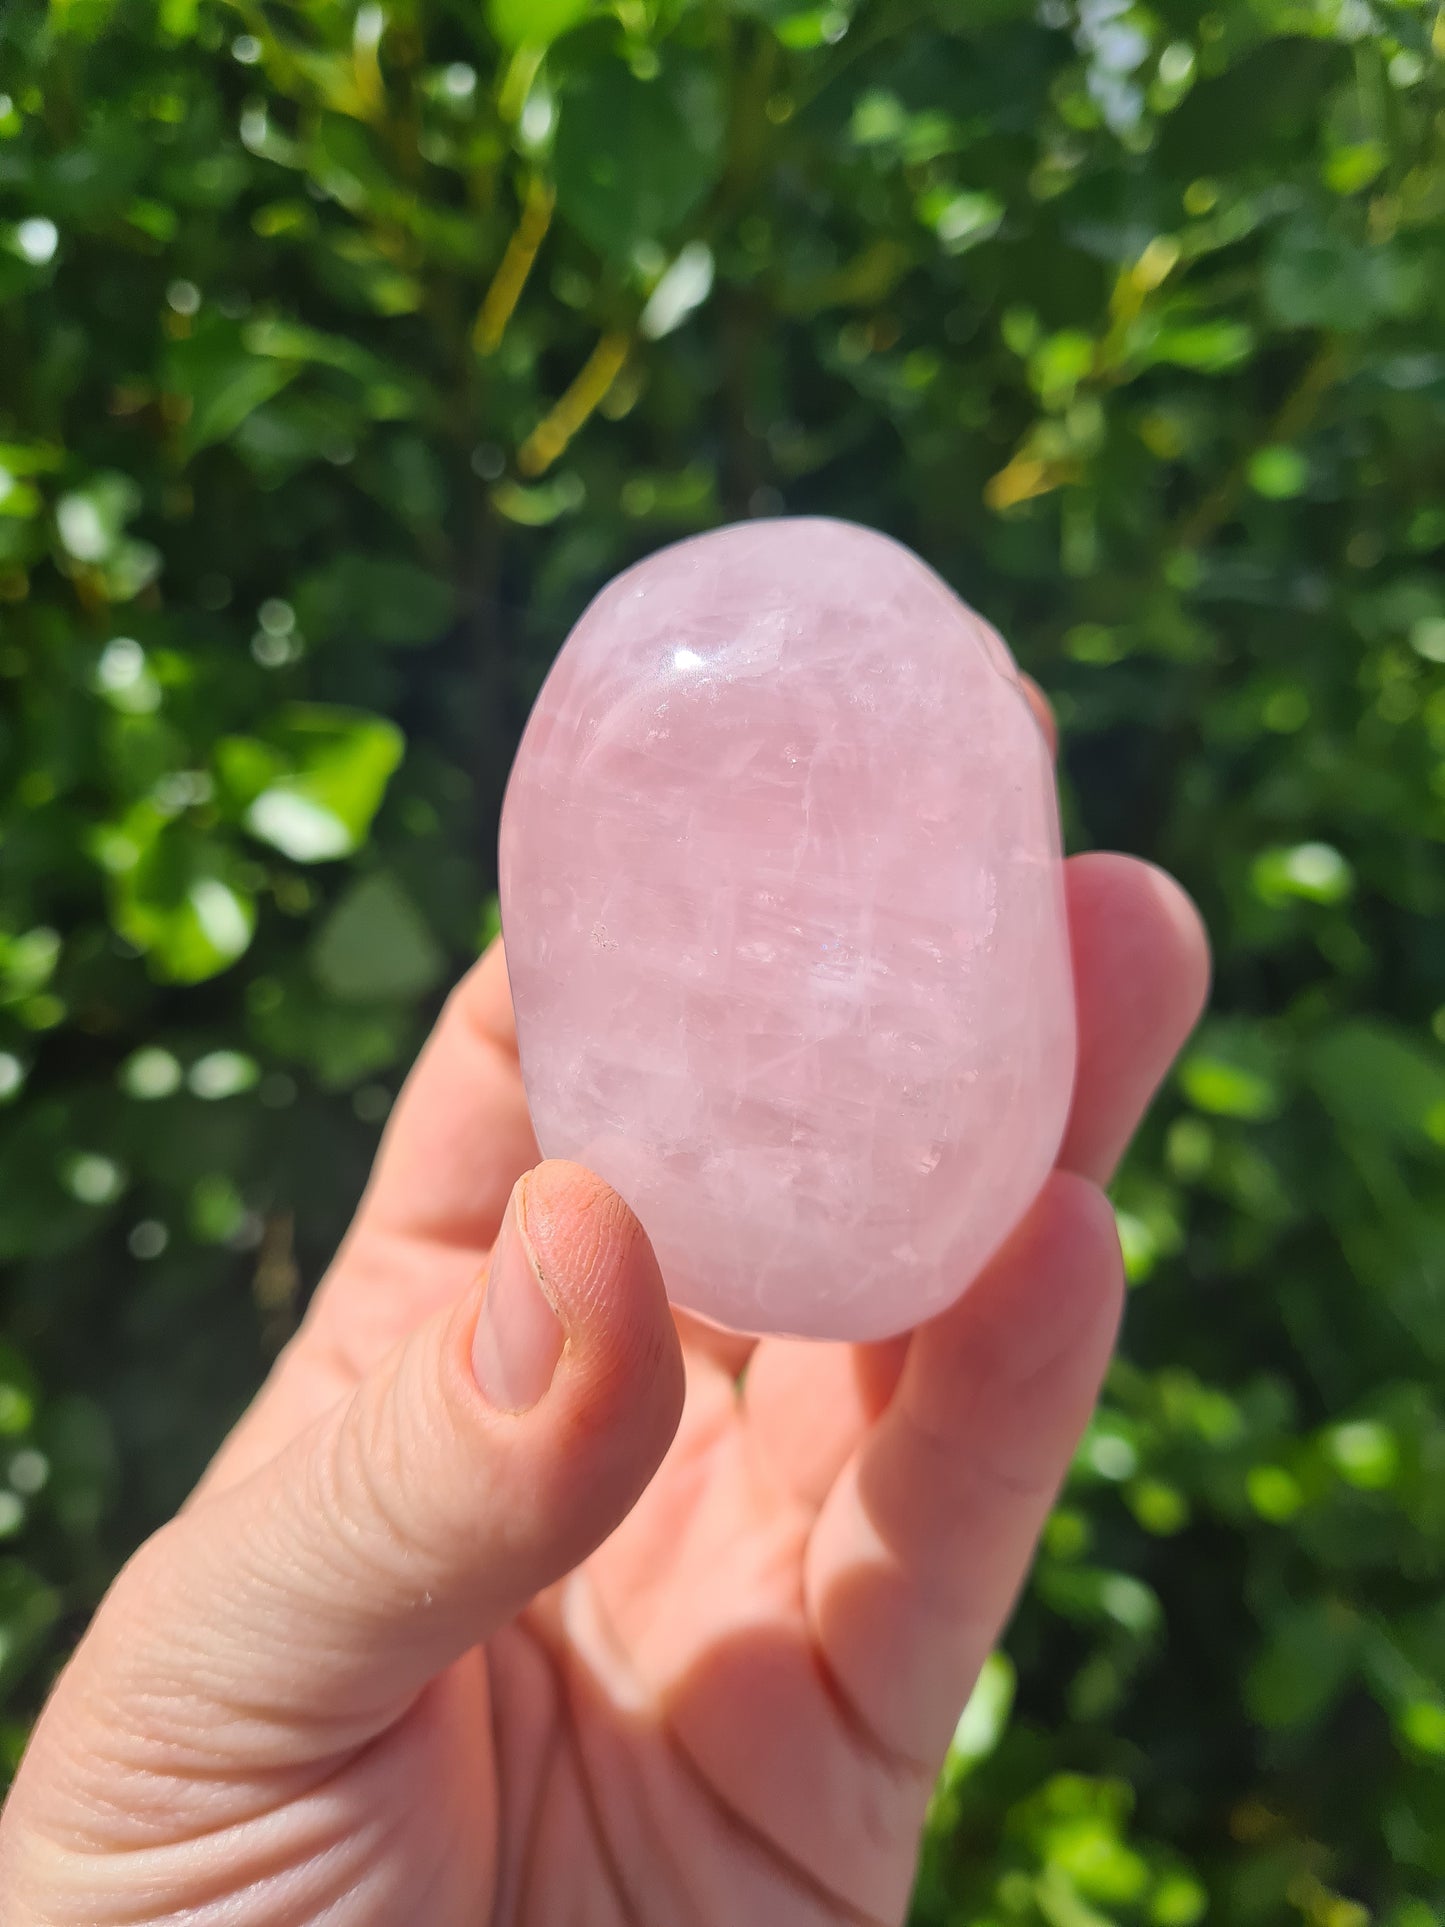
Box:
1 0 1443 1919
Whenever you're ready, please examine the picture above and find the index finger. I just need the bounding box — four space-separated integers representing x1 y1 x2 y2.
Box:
349 941 537 1257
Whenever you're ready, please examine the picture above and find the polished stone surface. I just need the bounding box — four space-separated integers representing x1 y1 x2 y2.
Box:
499 518 1075 1340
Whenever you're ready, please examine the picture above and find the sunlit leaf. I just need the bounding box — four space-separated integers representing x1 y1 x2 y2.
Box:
102 808 258 983
487 0 591 50
1251 841 1353 906
238 708 404 865
1179 1051 1282 1121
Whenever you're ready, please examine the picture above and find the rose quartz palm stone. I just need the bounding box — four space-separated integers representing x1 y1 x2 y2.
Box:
499 518 1075 1341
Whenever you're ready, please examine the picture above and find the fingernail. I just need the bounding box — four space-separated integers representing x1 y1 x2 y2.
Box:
472 1176 565 1413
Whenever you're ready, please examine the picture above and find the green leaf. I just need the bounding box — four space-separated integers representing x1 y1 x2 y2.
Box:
1309 1023 1445 1150
39 1397 115 1538
127 874 255 983
725 0 827 23
0 927 60 1003
189 1172 246 1243
1248 445 1308 499
1145 319 1255 372
294 554 457 648
0 1562 61 1698
248 970 414 1088
118 1046 183 1100
241 316 405 393
54 472 141 562
1039 1566 1164 1639
1324 1420 1400 1491
1150 1872 1208 1927
555 58 725 259
0 470 41 519
310 871 446 1002
773 9 853 50
918 187 1003 254
1180 1059 1278 1119
1265 227 1428 330
1179 1026 1285 1120
158 0 201 39
47 0 123 40
1250 841 1353 906
181 354 300 455
1247 1600 1360 1729
0 1107 98 1262
0 443 63 478
240 707 404 864
1324 140 1387 197
488 0 592 50
102 807 257 984
187 1051 259 1100
213 736 284 814
947 1651 1016 1770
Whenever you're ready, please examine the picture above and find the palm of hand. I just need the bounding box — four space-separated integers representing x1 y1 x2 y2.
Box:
233 1282 983 1927
2 854 1204 1927
287 1326 928 1927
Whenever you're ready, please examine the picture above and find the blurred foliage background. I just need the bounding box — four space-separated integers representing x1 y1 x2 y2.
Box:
0 0 1443 1919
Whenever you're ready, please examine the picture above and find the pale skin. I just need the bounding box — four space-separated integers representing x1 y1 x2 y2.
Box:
0 704 1209 1926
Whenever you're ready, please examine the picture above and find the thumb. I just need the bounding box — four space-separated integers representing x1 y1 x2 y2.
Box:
81 1160 684 1764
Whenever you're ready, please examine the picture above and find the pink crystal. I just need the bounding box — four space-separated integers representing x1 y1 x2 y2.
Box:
499 519 1075 1341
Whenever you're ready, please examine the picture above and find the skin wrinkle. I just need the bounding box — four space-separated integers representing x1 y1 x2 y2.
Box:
657 1711 900 1927
35 1680 348 1846
885 1348 1089 1521
128 1681 490 1926
835 1374 1100 1629
679 1379 926 1788
210 1441 444 1743
568 1567 905 1927
164 1797 410 1927
19 1735 382 1910
301 1297 594 1671
348 1325 498 1580
556 1594 739 1927
591 1654 855 1927
82 1568 366 1785
510 1167 687 1453
529 1173 642 1330
519 1633 643 1927
130 1373 472 1778
485 1632 561 1927
806 1619 937 1784
37 1622 444 1866
810 1485 1003 1688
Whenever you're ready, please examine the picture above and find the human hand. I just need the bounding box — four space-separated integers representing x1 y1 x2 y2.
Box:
0 850 1207 1926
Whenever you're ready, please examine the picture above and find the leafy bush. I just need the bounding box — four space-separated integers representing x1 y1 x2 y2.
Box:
1 0 1443 1919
